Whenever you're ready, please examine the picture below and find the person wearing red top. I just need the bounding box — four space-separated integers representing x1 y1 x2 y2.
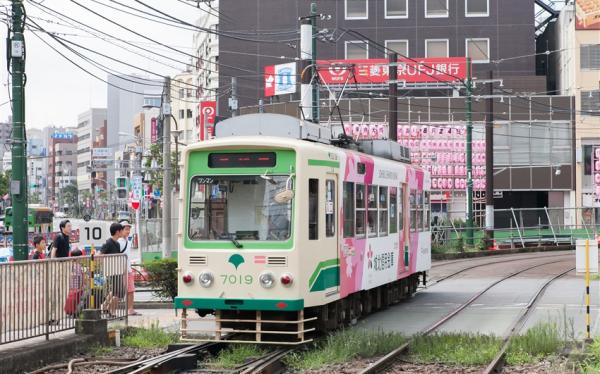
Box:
30 236 46 260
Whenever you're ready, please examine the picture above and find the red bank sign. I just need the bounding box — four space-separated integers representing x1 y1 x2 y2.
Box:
199 101 216 141
317 57 468 84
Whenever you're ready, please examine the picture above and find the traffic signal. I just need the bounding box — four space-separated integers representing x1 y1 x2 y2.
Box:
116 176 128 199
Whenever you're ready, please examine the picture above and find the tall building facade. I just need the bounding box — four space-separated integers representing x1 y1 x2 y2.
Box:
216 0 543 115
172 69 197 144
540 2 600 222
0 121 12 170
26 128 46 204
47 129 77 210
76 108 107 195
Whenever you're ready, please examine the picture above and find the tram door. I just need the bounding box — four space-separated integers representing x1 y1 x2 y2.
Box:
324 176 339 292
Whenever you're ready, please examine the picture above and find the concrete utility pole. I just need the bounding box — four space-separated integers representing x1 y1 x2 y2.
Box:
10 0 28 261
230 77 238 117
388 52 398 141
465 58 474 246
299 2 319 123
485 70 494 245
162 76 172 259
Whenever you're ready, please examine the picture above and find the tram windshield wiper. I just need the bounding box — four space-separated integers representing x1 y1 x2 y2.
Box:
226 233 243 248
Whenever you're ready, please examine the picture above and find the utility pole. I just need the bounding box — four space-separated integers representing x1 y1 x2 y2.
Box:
299 2 319 123
465 58 474 246
162 76 172 259
485 70 494 246
10 0 28 261
388 52 398 141
229 77 238 117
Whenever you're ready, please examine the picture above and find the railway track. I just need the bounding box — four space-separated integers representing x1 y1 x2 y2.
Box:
359 258 574 374
430 250 572 270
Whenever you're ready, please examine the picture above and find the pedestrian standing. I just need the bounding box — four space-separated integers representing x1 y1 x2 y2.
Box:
30 235 47 260
51 220 72 258
100 223 124 317
118 220 139 316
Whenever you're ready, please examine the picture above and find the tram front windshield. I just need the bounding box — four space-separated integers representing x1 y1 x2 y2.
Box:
188 175 293 241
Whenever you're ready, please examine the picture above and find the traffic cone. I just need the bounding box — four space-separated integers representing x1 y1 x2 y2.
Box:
489 239 498 251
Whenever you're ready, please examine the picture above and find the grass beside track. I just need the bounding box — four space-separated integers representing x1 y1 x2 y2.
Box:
285 329 406 371
207 344 266 369
121 322 179 348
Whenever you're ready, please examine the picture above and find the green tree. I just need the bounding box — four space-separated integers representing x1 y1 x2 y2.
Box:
144 143 179 191
0 171 10 197
61 183 79 215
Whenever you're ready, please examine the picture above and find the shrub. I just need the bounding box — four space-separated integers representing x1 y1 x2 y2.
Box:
144 258 178 301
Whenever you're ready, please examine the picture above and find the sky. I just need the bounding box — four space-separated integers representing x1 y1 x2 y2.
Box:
0 0 199 129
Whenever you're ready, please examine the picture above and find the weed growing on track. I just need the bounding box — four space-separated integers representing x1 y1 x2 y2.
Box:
208 345 266 369
506 323 562 365
122 322 178 348
284 329 405 370
410 333 501 365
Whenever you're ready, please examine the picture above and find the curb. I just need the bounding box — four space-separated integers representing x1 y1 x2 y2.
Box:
133 302 174 309
432 245 573 261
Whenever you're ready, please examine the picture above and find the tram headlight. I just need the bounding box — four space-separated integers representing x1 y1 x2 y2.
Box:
259 272 276 289
199 271 214 288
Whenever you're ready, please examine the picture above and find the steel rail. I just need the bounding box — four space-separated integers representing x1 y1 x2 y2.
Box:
359 258 572 374
430 250 571 269
236 348 294 374
483 266 574 374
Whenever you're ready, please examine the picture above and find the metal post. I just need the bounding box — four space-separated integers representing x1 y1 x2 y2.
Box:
310 2 319 123
10 0 28 260
465 58 474 246
162 76 172 259
585 239 591 341
300 17 313 121
388 52 398 142
485 70 494 247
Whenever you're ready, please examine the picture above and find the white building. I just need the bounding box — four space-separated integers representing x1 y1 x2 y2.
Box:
27 128 45 203
76 108 107 195
171 68 197 145
2 152 11 172
192 1 219 140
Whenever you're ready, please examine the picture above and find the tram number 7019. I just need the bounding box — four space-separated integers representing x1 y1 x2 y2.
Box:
220 274 253 285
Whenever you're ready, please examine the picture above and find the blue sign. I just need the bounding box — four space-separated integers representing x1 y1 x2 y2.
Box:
274 62 297 95
153 189 161 198
51 132 74 140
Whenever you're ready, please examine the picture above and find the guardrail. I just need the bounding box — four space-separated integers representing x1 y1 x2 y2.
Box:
0 254 127 345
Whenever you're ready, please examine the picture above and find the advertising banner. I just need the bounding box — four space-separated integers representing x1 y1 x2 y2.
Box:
343 122 486 191
576 0 600 29
264 62 297 97
318 57 468 85
151 117 158 143
593 147 600 198
199 101 217 141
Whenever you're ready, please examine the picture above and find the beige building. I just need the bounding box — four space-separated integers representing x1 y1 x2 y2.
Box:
171 69 197 144
545 3 600 222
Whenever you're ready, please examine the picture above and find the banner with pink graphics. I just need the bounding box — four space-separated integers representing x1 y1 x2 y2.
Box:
593 147 600 197
343 123 486 191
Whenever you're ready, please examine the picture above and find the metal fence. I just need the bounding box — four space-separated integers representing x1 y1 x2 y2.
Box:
432 207 600 249
0 254 127 345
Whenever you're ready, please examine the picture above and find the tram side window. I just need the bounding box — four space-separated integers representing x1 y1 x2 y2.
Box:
309 179 319 240
389 187 398 234
379 186 388 236
326 180 335 237
416 191 423 231
424 191 431 230
367 185 378 237
355 184 366 238
409 189 417 232
398 186 404 231
343 182 354 238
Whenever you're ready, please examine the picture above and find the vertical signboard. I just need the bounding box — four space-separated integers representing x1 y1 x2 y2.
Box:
593 147 600 199
576 0 600 29
199 101 216 141
151 117 158 143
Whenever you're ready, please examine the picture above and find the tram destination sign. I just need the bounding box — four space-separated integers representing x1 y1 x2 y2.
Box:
317 57 468 85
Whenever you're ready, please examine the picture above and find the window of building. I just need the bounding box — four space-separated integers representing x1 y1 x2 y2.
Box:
345 41 369 59
385 40 409 57
581 91 600 117
179 109 185 119
378 186 388 236
345 0 368 19
581 45 600 70
343 182 354 237
367 185 378 237
389 187 398 234
179 88 185 98
187 109 193 118
466 38 490 63
425 39 449 58
425 0 449 18
385 0 408 18
465 0 488 17
355 184 366 237
326 180 336 237
309 179 319 240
